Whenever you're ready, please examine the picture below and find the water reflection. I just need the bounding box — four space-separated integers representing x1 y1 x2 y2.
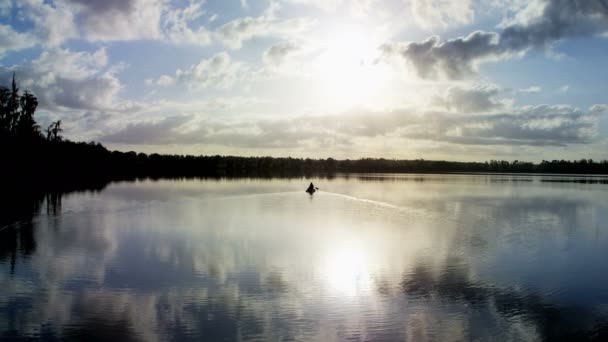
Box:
0 190 44 275
1 175 608 341
402 256 608 341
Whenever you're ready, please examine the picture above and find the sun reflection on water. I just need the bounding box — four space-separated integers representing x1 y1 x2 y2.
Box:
323 238 372 296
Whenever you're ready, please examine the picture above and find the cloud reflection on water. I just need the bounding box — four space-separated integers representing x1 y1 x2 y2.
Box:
1 176 608 341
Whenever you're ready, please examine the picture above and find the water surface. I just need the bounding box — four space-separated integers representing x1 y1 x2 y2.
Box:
2 174 608 341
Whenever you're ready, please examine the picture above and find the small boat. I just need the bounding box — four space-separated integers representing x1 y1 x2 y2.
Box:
306 182 318 194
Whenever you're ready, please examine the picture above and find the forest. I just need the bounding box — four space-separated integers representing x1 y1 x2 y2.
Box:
2 75 608 189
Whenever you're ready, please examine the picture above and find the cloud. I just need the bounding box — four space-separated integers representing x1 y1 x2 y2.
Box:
434 84 507 113
519 86 542 93
100 113 347 149
17 0 78 46
283 0 343 12
149 52 249 89
382 0 608 79
100 115 194 145
98 102 607 149
146 96 271 113
0 1 10 16
381 31 503 79
215 3 316 49
1 48 127 112
5 0 313 51
10 0 211 47
403 105 605 146
559 85 570 93
0 24 38 56
410 0 474 29
60 0 164 41
263 42 300 65
32 48 109 80
282 0 382 16
162 1 212 45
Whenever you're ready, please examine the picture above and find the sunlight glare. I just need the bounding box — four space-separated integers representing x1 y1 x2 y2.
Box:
314 24 391 109
323 239 371 295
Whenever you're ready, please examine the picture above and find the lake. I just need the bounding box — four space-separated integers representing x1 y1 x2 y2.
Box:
2 174 608 341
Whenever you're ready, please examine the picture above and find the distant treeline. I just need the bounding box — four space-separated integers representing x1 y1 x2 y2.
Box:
4 133 608 184
2 76 608 188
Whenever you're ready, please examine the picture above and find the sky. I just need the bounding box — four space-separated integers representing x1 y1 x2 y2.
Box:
1 0 608 161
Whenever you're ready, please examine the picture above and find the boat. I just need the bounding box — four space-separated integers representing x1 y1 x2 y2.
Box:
306 182 318 194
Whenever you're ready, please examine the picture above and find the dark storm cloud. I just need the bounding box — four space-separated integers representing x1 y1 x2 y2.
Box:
383 0 608 79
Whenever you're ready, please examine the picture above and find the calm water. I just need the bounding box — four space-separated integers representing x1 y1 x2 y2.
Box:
2 174 608 341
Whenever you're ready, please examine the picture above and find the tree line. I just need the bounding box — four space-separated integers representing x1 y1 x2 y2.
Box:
1 76 608 187
1 74 63 142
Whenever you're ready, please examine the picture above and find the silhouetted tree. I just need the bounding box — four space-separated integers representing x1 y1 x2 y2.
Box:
46 120 63 142
8 73 20 132
16 91 40 138
0 86 10 133
0 74 41 139
0 74 21 135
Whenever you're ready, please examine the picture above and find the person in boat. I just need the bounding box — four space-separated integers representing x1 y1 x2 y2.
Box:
306 182 317 194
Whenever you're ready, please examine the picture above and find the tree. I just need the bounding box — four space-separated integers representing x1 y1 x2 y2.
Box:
0 74 21 134
0 86 10 133
8 73 20 133
46 120 63 142
0 74 43 139
16 91 40 138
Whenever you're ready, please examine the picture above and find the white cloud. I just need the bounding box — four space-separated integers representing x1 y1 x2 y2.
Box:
61 0 164 41
281 0 386 18
150 52 249 89
519 86 542 94
17 0 78 46
410 0 474 29
0 24 38 56
215 3 316 49
0 1 11 16
1 48 127 112
162 1 212 45
99 101 608 149
154 74 176 87
31 48 109 81
434 84 507 113
283 0 343 12
263 42 300 66
11 0 212 47
559 85 569 93
6 0 314 51
403 105 604 146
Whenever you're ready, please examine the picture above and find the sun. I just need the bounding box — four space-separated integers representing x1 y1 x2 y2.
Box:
313 24 390 109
